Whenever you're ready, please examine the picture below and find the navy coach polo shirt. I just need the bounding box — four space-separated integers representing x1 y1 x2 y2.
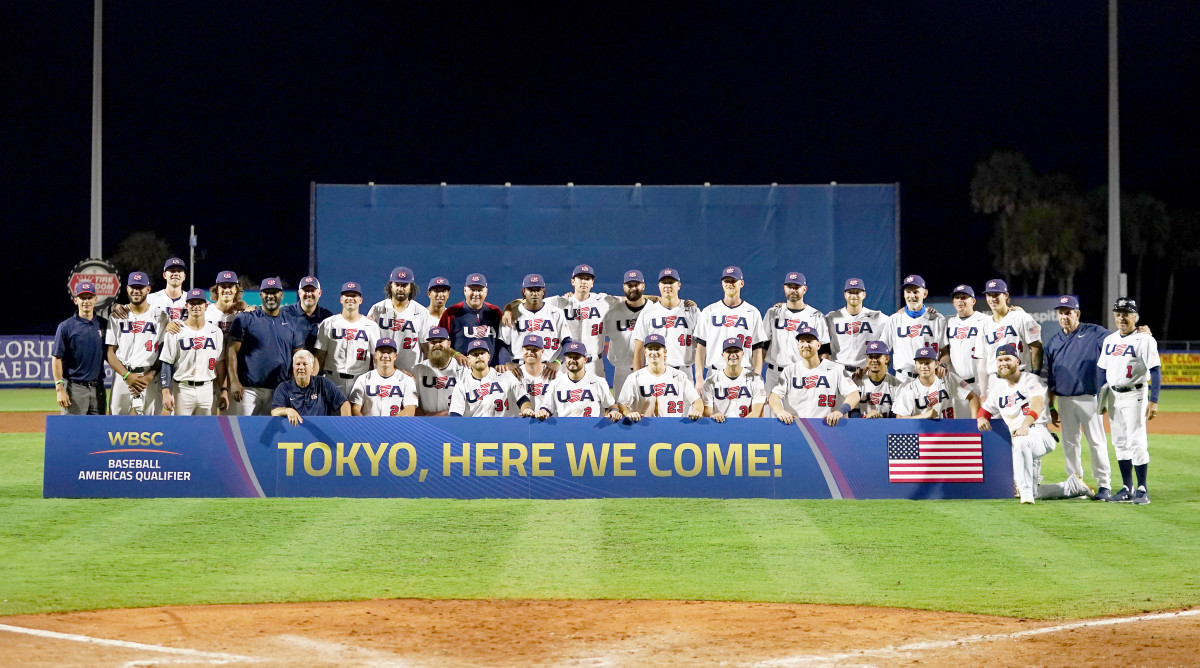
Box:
1045 322 1110 397
282 302 333 352
52 314 107 381
271 375 348 416
229 310 306 388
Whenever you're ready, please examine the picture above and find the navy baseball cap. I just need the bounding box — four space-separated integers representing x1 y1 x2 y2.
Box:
952 284 975 298
658 268 681 282
784 271 806 286
427 276 450 291
74 281 96 296
996 343 1020 358
623 269 645 284
795 326 820 340
1057 295 1081 310
914 346 938 361
983 278 1009 294
521 334 544 349
127 272 150 287
426 326 449 340
1113 297 1138 313
466 339 490 353
259 277 283 292
722 266 744 281
389 266 415 284
572 264 595 278
522 274 545 289
643 333 667 347
865 340 891 356
375 337 398 351
562 341 588 356
163 257 186 271
298 276 320 290
185 288 208 303
902 274 926 289
465 273 487 287
215 270 238 285
721 337 744 352
340 281 362 295
843 277 866 291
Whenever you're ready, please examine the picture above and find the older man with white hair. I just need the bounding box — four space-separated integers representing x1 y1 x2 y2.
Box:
270 349 351 425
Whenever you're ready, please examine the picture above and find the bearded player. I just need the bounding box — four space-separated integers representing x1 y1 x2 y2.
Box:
769 326 859 427
701 338 766 421
449 340 535 417
367 266 434 372
413 327 463 416
826 277 888 374
763 271 828 391
350 338 419 416
601 269 653 394
539 342 621 421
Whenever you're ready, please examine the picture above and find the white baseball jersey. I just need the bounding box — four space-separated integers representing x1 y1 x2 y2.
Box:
770 359 857 418
696 300 767 371
204 304 240 336
160 322 224 382
764 304 828 369
632 301 701 367
826 307 887 368
944 312 989 380
602 300 648 369
106 305 167 369
412 359 463 413
856 373 903 417
366 299 433 371
617 367 701 417
350 369 419 416
548 293 613 367
148 289 187 322
1097 331 1161 387
543 374 616 417
980 371 1050 432
974 310 1042 375
701 368 766 418
450 369 529 417
878 308 947 376
501 303 569 362
315 314 382 376
519 364 553 413
892 372 975 419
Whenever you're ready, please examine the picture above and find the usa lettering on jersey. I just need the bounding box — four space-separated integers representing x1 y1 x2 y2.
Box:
615 318 637 332
466 382 505 403
948 325 977 340
713 385 752 400
364 384 406 398
713 315 749 328
119 321 157 335
913 388 951 410
651 315 690 328
835 320 873 335
378 318 419 334
516 319 555 333
998 390 1028 408
525 380 548 397
421 375 456 389
180 336 218 350
556 388 596 403
1104 343 1135 357
465 325 494 339
898 324 935 338
639 383 679 397
331 328 371 341
565 306 602 320
793 375 831 390
772 318 807 332
984 325 1022 344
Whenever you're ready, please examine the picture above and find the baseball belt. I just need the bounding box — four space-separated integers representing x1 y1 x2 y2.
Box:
1111 383 1145 393
67 379 104 387
325 371 355 379
178 380 210 387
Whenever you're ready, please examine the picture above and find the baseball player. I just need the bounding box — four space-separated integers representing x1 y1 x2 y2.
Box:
425 276 452 322
501 274 571 368
271 349 351 424
147 257 188 322
350 338 419 416
545 264 612 378
943 284 988 395
366 266 434 372
631 268 701 382
855 340 903 418
695 266 767 385
227 277 307 416
514 334 553 413
538 342 621 420
618 334 702 421
281 276 334 353
1097 297 1161 504
160 289 226 415
412 327 463 416
893 346 980 420
763 271 829 391
105 272 167 415
438 273 507 366
1045 294 1114 499
448 340 535 417
601 269 653 394
701 338 767 420
768 326 859 426
826 278 888 373
973 279 1043 398
205 270 244 336
315 281 382 397
877 274 947 379
52 282 108 415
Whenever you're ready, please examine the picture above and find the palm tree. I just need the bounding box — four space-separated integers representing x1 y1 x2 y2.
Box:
970 151 1036 283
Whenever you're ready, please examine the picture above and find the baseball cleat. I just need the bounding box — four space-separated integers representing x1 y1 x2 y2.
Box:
1073 474 1095 498
1107 486 1134 503
1092 487 1113 501
1019 490 1035 504
1132 488 1151 505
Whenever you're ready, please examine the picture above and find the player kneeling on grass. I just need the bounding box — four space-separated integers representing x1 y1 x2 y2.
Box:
350 338 418 416
701 338 766 421
537 342 622 421
976 344 1093 504
449 340 535 417
618 334 703 421
894 346 980 420
270 350 351 425
768 326 858 427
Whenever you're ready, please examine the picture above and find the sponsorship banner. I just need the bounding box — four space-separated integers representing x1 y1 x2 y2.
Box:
1161 351 1200 388
0 335 115 388
45 417 1014 499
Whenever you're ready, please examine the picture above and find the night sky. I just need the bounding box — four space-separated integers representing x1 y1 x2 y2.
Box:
5 2 1199 336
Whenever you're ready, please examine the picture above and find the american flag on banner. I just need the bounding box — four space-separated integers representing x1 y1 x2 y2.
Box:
887 433 983 483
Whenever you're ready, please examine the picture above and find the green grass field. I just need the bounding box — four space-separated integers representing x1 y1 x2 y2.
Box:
2 425 1198 619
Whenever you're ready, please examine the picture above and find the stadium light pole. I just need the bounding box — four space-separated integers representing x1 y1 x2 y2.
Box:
90 0 103 258
1106 0 1121 311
